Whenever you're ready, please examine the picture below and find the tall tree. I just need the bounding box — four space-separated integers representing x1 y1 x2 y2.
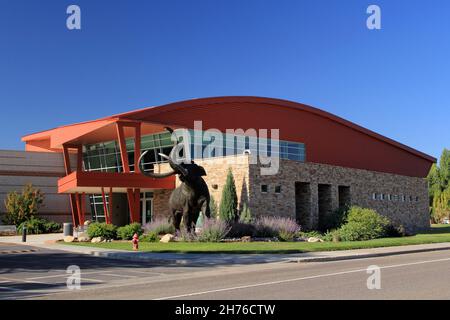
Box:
427 163 441 203
219 168 238 222
439 149 450 189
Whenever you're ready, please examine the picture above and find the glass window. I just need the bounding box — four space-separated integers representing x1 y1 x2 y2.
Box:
261 185 268 193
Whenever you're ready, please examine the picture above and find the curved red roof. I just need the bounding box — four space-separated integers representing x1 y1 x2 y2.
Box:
22 96 435 177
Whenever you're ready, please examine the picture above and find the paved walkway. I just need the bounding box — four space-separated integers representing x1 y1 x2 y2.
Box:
1 233 450 266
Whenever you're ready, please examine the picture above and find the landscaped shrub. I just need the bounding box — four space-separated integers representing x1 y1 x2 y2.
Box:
197 218 230 242
139 232 158 242
176 229 197 242
17 217 61 235
253 217 279 238
117 223 143 240
320 206 349 232
385 223 407 237
322 230 341 242
227 221 256 238
143 217 175 235
338 206 390 241
274 218 301 241
87 222 117 240
253 216 301 241
3 184 44 226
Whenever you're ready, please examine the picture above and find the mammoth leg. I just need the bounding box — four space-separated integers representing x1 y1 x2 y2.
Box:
184 209 199 233
201 200 211 219
172 210 182 231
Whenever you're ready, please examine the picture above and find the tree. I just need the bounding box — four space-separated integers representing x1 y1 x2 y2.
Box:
239 202 252 223
431 188 450 224
219 168 238 222
439 149 450 190
3 184 45 226
428 149 450 221
427 163 441 204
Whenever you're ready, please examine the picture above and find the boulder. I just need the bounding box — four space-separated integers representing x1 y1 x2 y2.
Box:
91 237 102 243
307 237 324 243
241 236 252 242
160 234 175 243
64 236 75 243
77 232 90 242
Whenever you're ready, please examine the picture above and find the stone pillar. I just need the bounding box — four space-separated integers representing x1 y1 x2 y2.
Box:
309 182 319 230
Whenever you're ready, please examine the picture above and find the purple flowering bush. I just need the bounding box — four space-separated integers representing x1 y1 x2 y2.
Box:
197 218 231 242
143 217 175 235
254 216 301 241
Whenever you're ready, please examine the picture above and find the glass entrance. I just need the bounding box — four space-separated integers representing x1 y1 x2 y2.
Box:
140 192 153 224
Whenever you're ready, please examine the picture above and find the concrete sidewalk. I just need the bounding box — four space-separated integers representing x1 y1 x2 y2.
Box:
2 233 450 266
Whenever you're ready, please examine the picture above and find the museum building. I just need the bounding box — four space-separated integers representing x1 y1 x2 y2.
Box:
1 97 435 232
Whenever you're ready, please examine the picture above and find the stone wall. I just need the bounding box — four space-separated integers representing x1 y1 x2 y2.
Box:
249 158 429 233
152 155 429 233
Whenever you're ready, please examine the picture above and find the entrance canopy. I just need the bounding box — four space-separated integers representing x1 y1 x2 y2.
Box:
58 171 175 194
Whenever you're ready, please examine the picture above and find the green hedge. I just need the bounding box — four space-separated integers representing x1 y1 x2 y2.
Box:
337 206 390 241
117 223 143 240
87 222 117 240
17 217 61 235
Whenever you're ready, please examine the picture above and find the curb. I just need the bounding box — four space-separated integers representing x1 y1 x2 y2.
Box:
50 243 450 265
287 245 450 263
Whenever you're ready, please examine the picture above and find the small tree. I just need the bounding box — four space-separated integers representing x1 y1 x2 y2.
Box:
239 202 252 223
209 195 218 219
3 184 44 226
219 168 238 222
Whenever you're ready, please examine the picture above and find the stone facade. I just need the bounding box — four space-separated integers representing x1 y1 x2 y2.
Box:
152 155 429 234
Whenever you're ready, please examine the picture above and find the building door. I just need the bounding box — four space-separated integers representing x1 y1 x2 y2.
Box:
140 192 153 225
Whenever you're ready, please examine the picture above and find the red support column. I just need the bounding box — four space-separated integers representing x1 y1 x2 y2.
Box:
63 144 80 227
134 123 141 173
75 193 83 227
134 188 141 223
117 121 143 224
109 188 113 224
116 123 130 173
126 189 136 223
80 193 86 226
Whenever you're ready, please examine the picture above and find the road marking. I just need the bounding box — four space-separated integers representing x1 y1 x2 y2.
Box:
124 269 165 276
101 273 138 278
27 270 106 280
154 256 450 300
0 276 47 285
0 286 21 292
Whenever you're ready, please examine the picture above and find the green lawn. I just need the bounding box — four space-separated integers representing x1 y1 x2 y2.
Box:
62 224 450 254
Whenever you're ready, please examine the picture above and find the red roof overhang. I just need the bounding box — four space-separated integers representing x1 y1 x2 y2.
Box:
58 171 175 194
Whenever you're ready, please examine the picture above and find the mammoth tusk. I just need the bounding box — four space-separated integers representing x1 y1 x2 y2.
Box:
138 150 176 178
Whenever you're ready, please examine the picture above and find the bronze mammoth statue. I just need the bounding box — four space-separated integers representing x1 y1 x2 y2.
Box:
138 127 211 232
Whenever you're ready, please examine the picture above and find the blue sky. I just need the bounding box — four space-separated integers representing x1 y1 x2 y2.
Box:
0 0 448 159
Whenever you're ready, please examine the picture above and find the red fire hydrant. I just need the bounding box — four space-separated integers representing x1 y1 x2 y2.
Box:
132 233 139 251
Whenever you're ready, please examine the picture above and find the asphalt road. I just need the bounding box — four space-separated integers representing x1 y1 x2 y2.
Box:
1 242 450 300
